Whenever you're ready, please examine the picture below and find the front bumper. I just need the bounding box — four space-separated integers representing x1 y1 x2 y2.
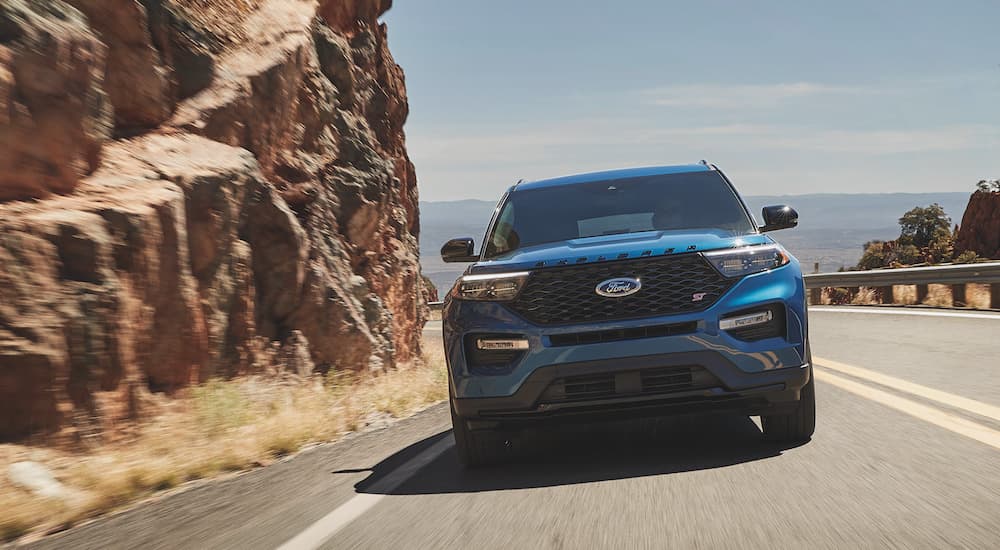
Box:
452 355 810 424
444 261 809 422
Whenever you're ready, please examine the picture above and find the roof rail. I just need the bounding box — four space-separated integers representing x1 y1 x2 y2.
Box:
698 159 717 170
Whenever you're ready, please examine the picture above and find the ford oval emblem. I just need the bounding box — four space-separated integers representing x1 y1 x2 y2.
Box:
595 277 642 298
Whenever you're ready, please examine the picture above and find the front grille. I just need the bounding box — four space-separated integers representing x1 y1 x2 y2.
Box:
509 253 733 325
641 366 695 393
549 321 697 347
564 374 616 400
541 365 716 403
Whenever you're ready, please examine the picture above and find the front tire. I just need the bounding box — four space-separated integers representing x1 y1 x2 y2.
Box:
761 368 816 442
450 404 509 468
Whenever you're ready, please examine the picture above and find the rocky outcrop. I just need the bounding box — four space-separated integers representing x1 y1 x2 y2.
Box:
421 274 440 303
0 0 424 440
0 0 112 201
64 0 174 131
955 191 1000 259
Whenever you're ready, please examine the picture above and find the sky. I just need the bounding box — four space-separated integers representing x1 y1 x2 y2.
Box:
383 0 999 202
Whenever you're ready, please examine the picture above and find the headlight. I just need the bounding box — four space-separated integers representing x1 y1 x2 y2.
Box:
703 245 790 278
452 271 531 301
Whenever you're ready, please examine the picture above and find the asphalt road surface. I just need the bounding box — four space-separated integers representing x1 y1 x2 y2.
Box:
23 307 1000 549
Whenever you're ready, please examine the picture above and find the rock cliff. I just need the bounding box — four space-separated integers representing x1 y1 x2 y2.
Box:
0 0 426 440
954 190 1000 259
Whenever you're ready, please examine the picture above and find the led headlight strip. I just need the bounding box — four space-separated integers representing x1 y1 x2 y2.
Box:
453 271 531 301
702 244 790 278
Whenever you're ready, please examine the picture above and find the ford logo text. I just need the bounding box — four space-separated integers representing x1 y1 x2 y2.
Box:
595 277 642 298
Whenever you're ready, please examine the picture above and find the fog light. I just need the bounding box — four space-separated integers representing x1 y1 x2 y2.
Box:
719 310 772 331
476 338 530 351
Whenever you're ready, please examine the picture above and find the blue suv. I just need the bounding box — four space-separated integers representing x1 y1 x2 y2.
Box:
440 163 814 466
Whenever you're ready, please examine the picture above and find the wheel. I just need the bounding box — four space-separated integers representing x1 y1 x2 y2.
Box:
761 368 816 442
450 401 509 468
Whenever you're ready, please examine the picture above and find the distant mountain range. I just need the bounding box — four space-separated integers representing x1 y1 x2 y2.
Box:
420 192 972 294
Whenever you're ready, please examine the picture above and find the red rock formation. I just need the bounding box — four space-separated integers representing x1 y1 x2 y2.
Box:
954 191 1000 259
0 0 112 201
0 0 425 440
65 0 175 131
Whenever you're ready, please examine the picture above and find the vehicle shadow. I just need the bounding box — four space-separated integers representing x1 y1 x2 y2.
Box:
345 414 807 495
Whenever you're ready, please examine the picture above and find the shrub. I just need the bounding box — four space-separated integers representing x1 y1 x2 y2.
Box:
827 287 853 305
893 244 922 266
927 228 955 264
955 250 980 264
857 241 887 270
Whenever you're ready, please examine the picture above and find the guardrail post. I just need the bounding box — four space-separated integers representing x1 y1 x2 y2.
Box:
916 284 928 304
992 283 1000 310
952 284 967 307
808 263 821 305
809 287 821 305
878 286 893 304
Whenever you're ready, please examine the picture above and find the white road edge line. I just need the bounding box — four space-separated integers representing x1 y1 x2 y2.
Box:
814 369 1000 451
814 357 1000 423
276 434 455 550
809 306 1000 320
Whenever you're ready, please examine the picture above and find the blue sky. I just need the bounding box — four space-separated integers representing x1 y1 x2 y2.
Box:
383 1 999 201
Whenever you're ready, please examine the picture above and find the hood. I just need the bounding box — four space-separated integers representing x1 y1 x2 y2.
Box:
469 230 772 274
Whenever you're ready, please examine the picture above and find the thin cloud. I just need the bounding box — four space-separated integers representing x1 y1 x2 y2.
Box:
411 123 999 165
647 124 1000 154
642 82 879 109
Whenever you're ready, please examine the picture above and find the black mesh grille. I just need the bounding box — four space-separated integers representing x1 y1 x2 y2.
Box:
508 254 733 325
563 374 616 400
640 366 696 393
540 365 716 404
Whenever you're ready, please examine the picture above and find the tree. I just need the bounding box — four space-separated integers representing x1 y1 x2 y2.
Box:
857 241 887 270
927 229 955 264
898 204 951 248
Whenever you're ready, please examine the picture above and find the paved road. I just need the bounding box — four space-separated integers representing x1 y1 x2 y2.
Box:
25 307 1000 549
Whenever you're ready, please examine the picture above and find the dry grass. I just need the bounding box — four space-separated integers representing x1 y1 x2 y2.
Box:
0 337 447 543
849 287 878 305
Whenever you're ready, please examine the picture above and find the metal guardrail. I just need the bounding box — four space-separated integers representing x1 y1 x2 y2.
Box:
803 262 1000 288
803 261 1000 309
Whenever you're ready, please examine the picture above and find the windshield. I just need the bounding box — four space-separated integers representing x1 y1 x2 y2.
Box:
483 171 756 259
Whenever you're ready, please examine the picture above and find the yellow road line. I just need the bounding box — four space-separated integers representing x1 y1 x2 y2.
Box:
814 356 1000 423
814 369 1000 450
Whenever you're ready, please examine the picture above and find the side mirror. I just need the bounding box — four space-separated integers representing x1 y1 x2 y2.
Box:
441 237 478 263
760 205 798 232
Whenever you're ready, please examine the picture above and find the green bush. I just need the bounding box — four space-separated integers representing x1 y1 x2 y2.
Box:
927 231 954 264
894 244 922 266
955 250 980 264
857 241 887 270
